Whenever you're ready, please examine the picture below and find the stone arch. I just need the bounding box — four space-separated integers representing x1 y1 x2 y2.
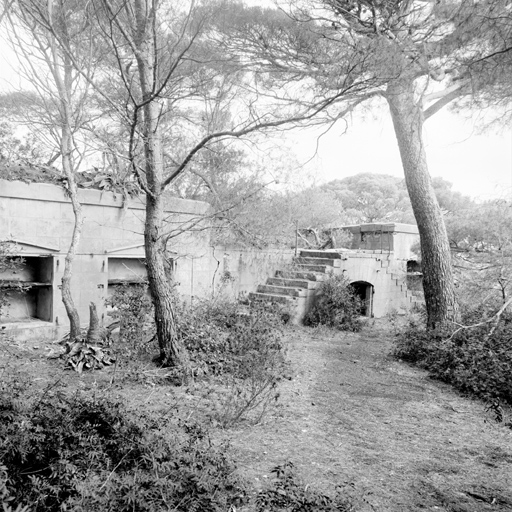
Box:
407 259 421 273
350 280 374 317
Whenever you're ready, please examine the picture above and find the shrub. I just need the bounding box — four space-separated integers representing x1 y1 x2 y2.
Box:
256 461 355 512
0 381 247 512
105 283 155 352
176 297 286 379
176 298 288 426
393 312 512 405
304 275 363 332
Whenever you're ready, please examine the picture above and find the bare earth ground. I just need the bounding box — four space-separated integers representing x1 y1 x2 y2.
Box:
2 320 512 512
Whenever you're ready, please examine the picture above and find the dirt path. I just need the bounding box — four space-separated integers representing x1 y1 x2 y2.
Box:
227 322 512 512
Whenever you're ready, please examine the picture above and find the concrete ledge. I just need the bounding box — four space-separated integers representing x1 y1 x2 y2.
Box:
0 179 210 216
341 223 418 234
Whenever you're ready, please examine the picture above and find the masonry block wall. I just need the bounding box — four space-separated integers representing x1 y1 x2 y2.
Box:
343 223 420 259
0 179 210 339
338 224 421 317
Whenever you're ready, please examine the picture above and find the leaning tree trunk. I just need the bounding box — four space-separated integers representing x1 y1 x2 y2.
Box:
387 79 458 330
144 193 188 367
135 14 189 368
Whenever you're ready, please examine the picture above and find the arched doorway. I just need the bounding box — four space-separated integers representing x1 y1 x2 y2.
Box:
350 281 374 317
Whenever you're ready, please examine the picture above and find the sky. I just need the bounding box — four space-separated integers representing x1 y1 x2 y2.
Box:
285 103 512 201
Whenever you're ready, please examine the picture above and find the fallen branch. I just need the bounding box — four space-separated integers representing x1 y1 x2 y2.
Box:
447 297 512 341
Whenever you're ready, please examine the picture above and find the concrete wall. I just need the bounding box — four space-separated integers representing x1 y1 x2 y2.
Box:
0 179 211 338
339 252 411 317
342 223 420 260
208 247 296 300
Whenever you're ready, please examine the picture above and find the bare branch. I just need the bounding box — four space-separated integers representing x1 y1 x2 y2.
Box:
161 92 375 191
423 79 470 120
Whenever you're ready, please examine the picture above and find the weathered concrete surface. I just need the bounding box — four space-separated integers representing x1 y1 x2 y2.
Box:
0 179 211 338
248 224 422 321
207 247 296 300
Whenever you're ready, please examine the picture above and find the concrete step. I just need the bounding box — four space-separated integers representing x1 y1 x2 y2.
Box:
294 264 332 273
275 270 327 281
1 321 57 342
294 257 341 267
256 284 307 297
248 292 297 304
267 277 315 289
299 250 343 259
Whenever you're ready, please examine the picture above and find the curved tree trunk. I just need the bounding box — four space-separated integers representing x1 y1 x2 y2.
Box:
134 3 189 368
61 173 83 341
57 47 83 341
387 79 458 330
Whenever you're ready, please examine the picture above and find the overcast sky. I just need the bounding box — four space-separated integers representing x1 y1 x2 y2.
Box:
286 101 512 201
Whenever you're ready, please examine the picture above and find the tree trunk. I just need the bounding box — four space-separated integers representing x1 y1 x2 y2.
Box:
86 302 104 344
134 3 189 368
60 193 83 341
387 79 458 330
46 0 83 341
60 107 83 341
144 193 188 367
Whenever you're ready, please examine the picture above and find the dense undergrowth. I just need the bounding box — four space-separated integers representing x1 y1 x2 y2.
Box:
0 334 354 512
393 310 512 407
107 285 289 427
0 378 247 512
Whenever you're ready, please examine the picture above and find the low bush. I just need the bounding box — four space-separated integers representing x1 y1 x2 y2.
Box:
176 298 288 426
393 311 512 405
304 275 363 332
176 297 287 380
0 379 247 512
0 379 357 512
256 461 355 512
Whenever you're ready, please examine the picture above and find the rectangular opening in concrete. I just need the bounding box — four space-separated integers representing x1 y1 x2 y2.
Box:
0 256 54 323
106 258 150 323
107 257 147 286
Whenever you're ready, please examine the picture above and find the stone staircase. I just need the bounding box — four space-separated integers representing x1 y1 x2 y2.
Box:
248 250 343 322
249 248 424 321
387 270 425 309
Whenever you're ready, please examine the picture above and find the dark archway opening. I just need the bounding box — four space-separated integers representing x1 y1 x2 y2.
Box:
350 281 374 317
407 260 421 273
406 260 423 292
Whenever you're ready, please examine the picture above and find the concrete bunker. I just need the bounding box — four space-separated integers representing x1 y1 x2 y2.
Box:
0 179 211 340
349 280 374 317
